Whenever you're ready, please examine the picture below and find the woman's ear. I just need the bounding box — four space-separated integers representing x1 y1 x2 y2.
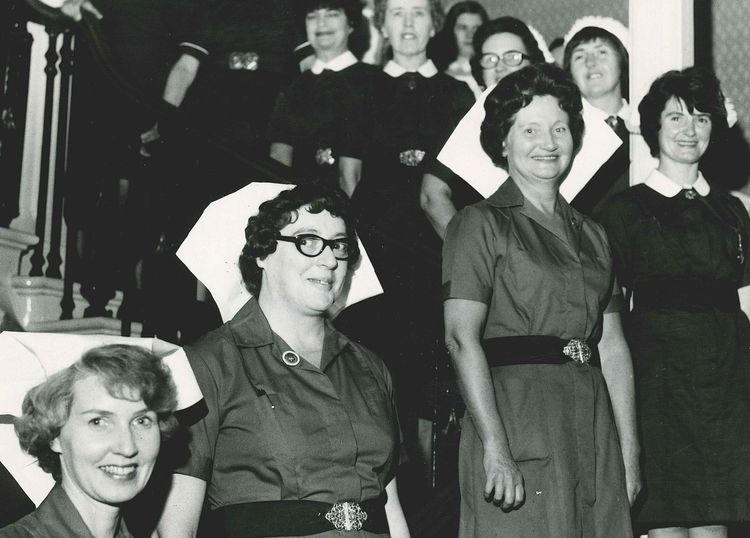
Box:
50 437 62 454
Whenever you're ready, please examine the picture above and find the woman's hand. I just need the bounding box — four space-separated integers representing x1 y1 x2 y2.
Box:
598 311 641 507
622 448 642 506
483 444 524 510
445 299 523 510
60 0 103 21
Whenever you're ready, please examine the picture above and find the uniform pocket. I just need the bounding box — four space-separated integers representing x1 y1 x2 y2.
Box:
514 456 552 533
494 373 550 462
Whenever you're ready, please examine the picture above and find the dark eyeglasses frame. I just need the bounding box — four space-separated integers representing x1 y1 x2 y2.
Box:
277 234 350 260
479 50 529 69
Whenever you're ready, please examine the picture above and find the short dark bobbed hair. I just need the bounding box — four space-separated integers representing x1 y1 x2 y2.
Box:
14 345 178 482
239 183 360 296
373 0 444 33
638 67 727 158
471 17 546 87
481 63 584 170
563 26 629 100
300 0 363 30
428 1 488 70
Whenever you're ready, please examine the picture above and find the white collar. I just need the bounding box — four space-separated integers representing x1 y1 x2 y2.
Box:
383 59 439 78
310 51 358 75
583 98 630 123
644 168 711 198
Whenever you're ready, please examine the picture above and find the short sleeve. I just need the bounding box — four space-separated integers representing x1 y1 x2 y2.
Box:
604 277 626 314
598 198 633 290
442 205 499 303
163 0 210 60
588 219 622 314
266 89 295 145
171 338 228 481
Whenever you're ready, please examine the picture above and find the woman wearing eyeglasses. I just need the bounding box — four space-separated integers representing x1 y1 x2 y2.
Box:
156 184 409 537
471 17 546 91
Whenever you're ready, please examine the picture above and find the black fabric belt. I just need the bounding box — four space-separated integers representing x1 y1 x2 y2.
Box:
215 493 388 537
210 51 290 73
481 335 599 367
632 279 739 312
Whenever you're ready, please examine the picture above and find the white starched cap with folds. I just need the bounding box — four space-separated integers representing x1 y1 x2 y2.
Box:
0 332 202 506
527 24 554 63
437 86 622 201
562 15 631 54
176 182 383 323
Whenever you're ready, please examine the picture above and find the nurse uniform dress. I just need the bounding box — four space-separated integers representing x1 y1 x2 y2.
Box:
442 179 632 537
0 485 133 538
599 170 750 525
267 51 378 187
174 298 400 537
347 59 473 419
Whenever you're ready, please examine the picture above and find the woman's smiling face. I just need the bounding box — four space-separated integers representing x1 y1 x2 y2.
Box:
657 96 712 166
568 37 622 101
504 94 574 188
306 8 352 58
52 375 161 509
257 207 349 316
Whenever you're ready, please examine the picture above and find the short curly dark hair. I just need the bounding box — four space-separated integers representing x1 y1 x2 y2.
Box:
480 63 584 170
14 345 178 482
300 0 363 30
638 67 727 158
471 17 546 87
238 183 361 296
373 0 445 33
563 26 629 100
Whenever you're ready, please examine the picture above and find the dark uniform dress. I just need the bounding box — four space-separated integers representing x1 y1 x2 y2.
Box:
180 0 303 172
0 485 132 538
346 60 473 421
175 298 400 537
598 170 750 525
267 54 379 186
442 179 632 537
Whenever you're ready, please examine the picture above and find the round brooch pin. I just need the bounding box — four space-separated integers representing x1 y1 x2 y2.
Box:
282 351 300 367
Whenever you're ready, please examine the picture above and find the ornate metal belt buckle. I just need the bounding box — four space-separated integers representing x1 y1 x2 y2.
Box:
398 149 425 167
315 147 335 166
228 51 259 71
325 501 368 532
563 338 591 365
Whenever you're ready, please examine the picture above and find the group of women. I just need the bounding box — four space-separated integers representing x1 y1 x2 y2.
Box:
4 2 750 538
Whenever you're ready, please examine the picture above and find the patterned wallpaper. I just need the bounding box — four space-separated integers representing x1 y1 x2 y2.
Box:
712 0 750 155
